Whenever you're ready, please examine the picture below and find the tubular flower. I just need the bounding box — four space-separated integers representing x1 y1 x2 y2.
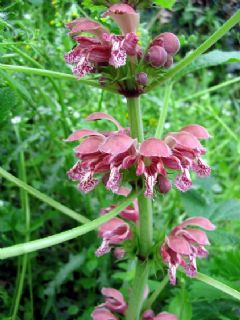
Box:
143 310 177 320
101 288 128 314
160 217 216 285
164 124 211 192
66 112 136 195
95 217 132 257
103 3 140 34
65 14 139 78
91 307 118 320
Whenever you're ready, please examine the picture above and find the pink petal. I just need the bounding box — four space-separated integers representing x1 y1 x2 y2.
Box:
88 45 111 63
180 229 210 245
162 156 182 170
74 136 104 154
86 112 123 130
66 18 108 39
103 4 139 34
74 36 101 46
122 32 138 56
179 217 216 230
65 129 104 142
146 46 168 68
99 134 134 156
101 288 127 314
143 309 155 319
154 312 177 320
167 235 192 255
91 307 118 320
175 170 192 192
192 158 211 177
180 124 210 139
73 56 94 78
166 132 203 150
140 138 172 158
115 186 131 197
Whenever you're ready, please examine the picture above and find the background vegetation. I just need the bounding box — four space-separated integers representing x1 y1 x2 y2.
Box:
0 0 239 319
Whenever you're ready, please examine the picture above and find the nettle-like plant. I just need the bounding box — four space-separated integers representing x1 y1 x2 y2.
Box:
0 1 240 320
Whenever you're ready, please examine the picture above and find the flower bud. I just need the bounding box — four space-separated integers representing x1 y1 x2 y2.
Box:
136 72 148 86
164 55 173 69
151 32 180 55
114 248 126 259
158 175 171 194
146 46 167 68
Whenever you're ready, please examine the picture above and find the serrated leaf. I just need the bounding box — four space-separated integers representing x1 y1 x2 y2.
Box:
154 0 176 9
174 50 240 80
168 288 192 320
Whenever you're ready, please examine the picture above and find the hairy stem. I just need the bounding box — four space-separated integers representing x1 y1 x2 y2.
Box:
126 97 153 320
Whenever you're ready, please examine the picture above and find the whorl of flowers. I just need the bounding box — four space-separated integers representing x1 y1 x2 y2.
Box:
66 112 211 198
64 4 180 96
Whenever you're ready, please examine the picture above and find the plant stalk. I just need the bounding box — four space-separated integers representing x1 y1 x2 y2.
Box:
126 97 153 320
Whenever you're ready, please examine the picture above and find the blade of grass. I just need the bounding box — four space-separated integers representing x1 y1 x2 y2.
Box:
0 191 138 259
143 275 169 310
155 82 172 138
196 272 240 301
147 10 240 91
0 166 90 224
11 125 34 320
178 76 240 102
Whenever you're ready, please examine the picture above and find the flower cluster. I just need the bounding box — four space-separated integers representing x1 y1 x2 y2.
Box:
64 4 180 95
66 112 211 198
161 217 216 285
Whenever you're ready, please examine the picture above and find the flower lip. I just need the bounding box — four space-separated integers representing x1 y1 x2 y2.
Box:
64 129 104 142
165 131 204 151
167 235 192 255
86 112 123 130
180 124 211 140
140 138 172 158
66 18 108 39
178 216 216 230
99 133 135 156
103 4 136 15
74 136 104 155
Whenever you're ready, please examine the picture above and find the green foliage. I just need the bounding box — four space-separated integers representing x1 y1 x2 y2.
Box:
154 0 176 9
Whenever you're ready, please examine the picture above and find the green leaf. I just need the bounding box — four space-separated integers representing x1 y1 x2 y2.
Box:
154 0 176 9
174 50 240 80
209 200 240 221
0 87 16 123
180 190 210 217
168 288 192 320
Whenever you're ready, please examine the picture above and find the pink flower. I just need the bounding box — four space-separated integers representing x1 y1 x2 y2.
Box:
103 4 140 34
160 217 216 285
91 307 118 320
137 138 172 197
66 112 136 195
143 310 177 320
101 288 128 314
95 217 132 257
164 124 211 192
113 247 126 259
65 16 139 77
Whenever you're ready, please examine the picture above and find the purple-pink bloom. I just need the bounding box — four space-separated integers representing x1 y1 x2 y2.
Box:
91 307 118 320
101 288 128 314
103 3 140 34
143 310 177 320
95 217 132 257
65 14 139 78
164 125 211 192
101 199 139 222
160 217 216 285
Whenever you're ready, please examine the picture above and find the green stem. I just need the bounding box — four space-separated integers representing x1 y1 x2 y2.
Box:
11 125 33 319
0 166 89 224
143 275 169 310
196 272 240 301
178 76 240 102
147 10 240 91
0 192 137 260
155 83 172 138
126 97 153 320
